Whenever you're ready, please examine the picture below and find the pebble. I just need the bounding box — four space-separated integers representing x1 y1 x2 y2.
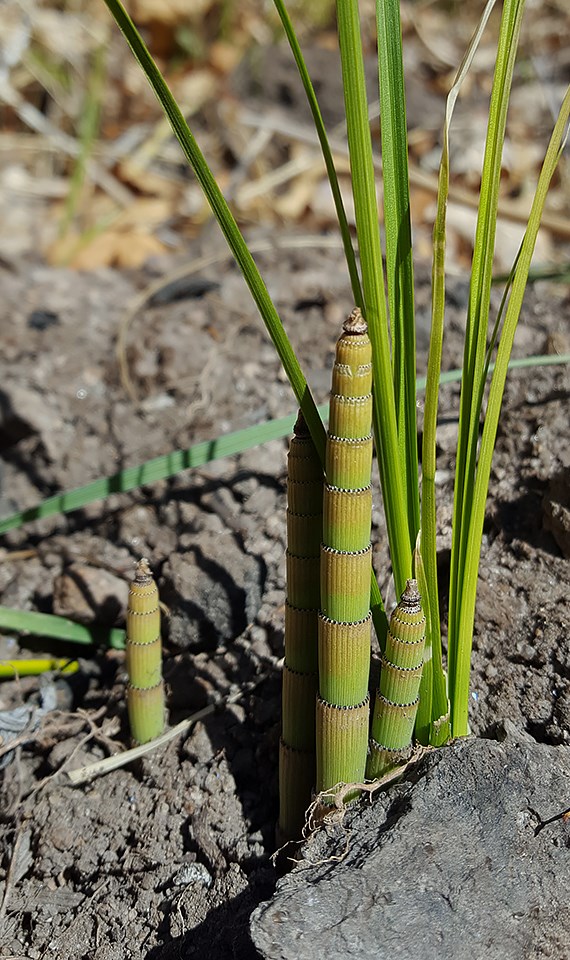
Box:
171 862 213 889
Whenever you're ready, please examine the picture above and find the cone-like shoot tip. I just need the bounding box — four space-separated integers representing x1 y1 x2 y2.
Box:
342 307 367 336
135 557 153 583
399 578 421 611
293 410 310 437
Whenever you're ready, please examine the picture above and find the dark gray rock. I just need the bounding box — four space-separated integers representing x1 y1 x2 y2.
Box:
251 728 570 960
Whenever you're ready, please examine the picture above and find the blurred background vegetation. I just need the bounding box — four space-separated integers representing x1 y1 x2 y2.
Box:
0 0 568 274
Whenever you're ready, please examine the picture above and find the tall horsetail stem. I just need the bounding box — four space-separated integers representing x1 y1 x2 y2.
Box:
279 412 323 841
367 579 426 779
126 558 165 744
317 309 373 801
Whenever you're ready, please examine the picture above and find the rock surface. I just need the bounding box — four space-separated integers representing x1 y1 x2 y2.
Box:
251 727 570 960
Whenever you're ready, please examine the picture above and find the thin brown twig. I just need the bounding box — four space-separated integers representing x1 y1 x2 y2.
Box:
297 746 432 867
0 707 107 761
23 717 120 806
68 676 265 785
0 550 37 564
67 704 220 785
0 826 23 928
306 744 432 829
0 81 133 208
271 744 432 867
239 107 570 239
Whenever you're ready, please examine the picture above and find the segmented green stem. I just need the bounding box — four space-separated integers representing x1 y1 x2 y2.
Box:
279 413 323 841
126 558 165 744
367 579 425 778
317 310 373 800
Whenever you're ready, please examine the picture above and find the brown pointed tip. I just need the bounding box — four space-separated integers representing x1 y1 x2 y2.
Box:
293 410 310 437
399 578 421 609
342 307 367 336
135 558 153 583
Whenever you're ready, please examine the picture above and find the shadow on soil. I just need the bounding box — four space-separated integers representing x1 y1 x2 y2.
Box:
145 878 272 960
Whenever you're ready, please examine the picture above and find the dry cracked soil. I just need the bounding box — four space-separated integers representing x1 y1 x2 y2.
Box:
0 246 569 958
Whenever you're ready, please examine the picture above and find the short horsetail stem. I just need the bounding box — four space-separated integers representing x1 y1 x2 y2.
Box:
317 309 373 801
367 579 425 779
279 412 323 841
126 558 165 744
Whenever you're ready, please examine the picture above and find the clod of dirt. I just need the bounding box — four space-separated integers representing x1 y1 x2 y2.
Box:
251 726 570 960
53 562 129 625
543 468 570 559
161 532 266 649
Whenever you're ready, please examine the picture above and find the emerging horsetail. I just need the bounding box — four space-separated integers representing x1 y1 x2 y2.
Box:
126 558 165 744
367 580 426 779
317 308 373 800
279 413 323 840
93 0 570 848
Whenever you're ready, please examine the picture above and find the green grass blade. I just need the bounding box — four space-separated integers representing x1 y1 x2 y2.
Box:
376 0 419 547
273 0 363 311
0 606 125 649
1 352 567 651
451 86 570 736
59 42 106 242
413 537 433 744
421 0 497 740
1 355 567 538
448 0 525 707
101 0 325 460
484 249 522 380
493 265 570 284
420 352 570 390
335 0 410 596
0 408 318 535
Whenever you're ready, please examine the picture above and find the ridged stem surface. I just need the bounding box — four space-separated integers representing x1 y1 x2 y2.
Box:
317 310 373 797
126 558 165 744
279 413 323 840
367 579 425 778
316 696 369 803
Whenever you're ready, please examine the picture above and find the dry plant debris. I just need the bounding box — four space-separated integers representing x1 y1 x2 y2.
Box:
0 0 567 271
